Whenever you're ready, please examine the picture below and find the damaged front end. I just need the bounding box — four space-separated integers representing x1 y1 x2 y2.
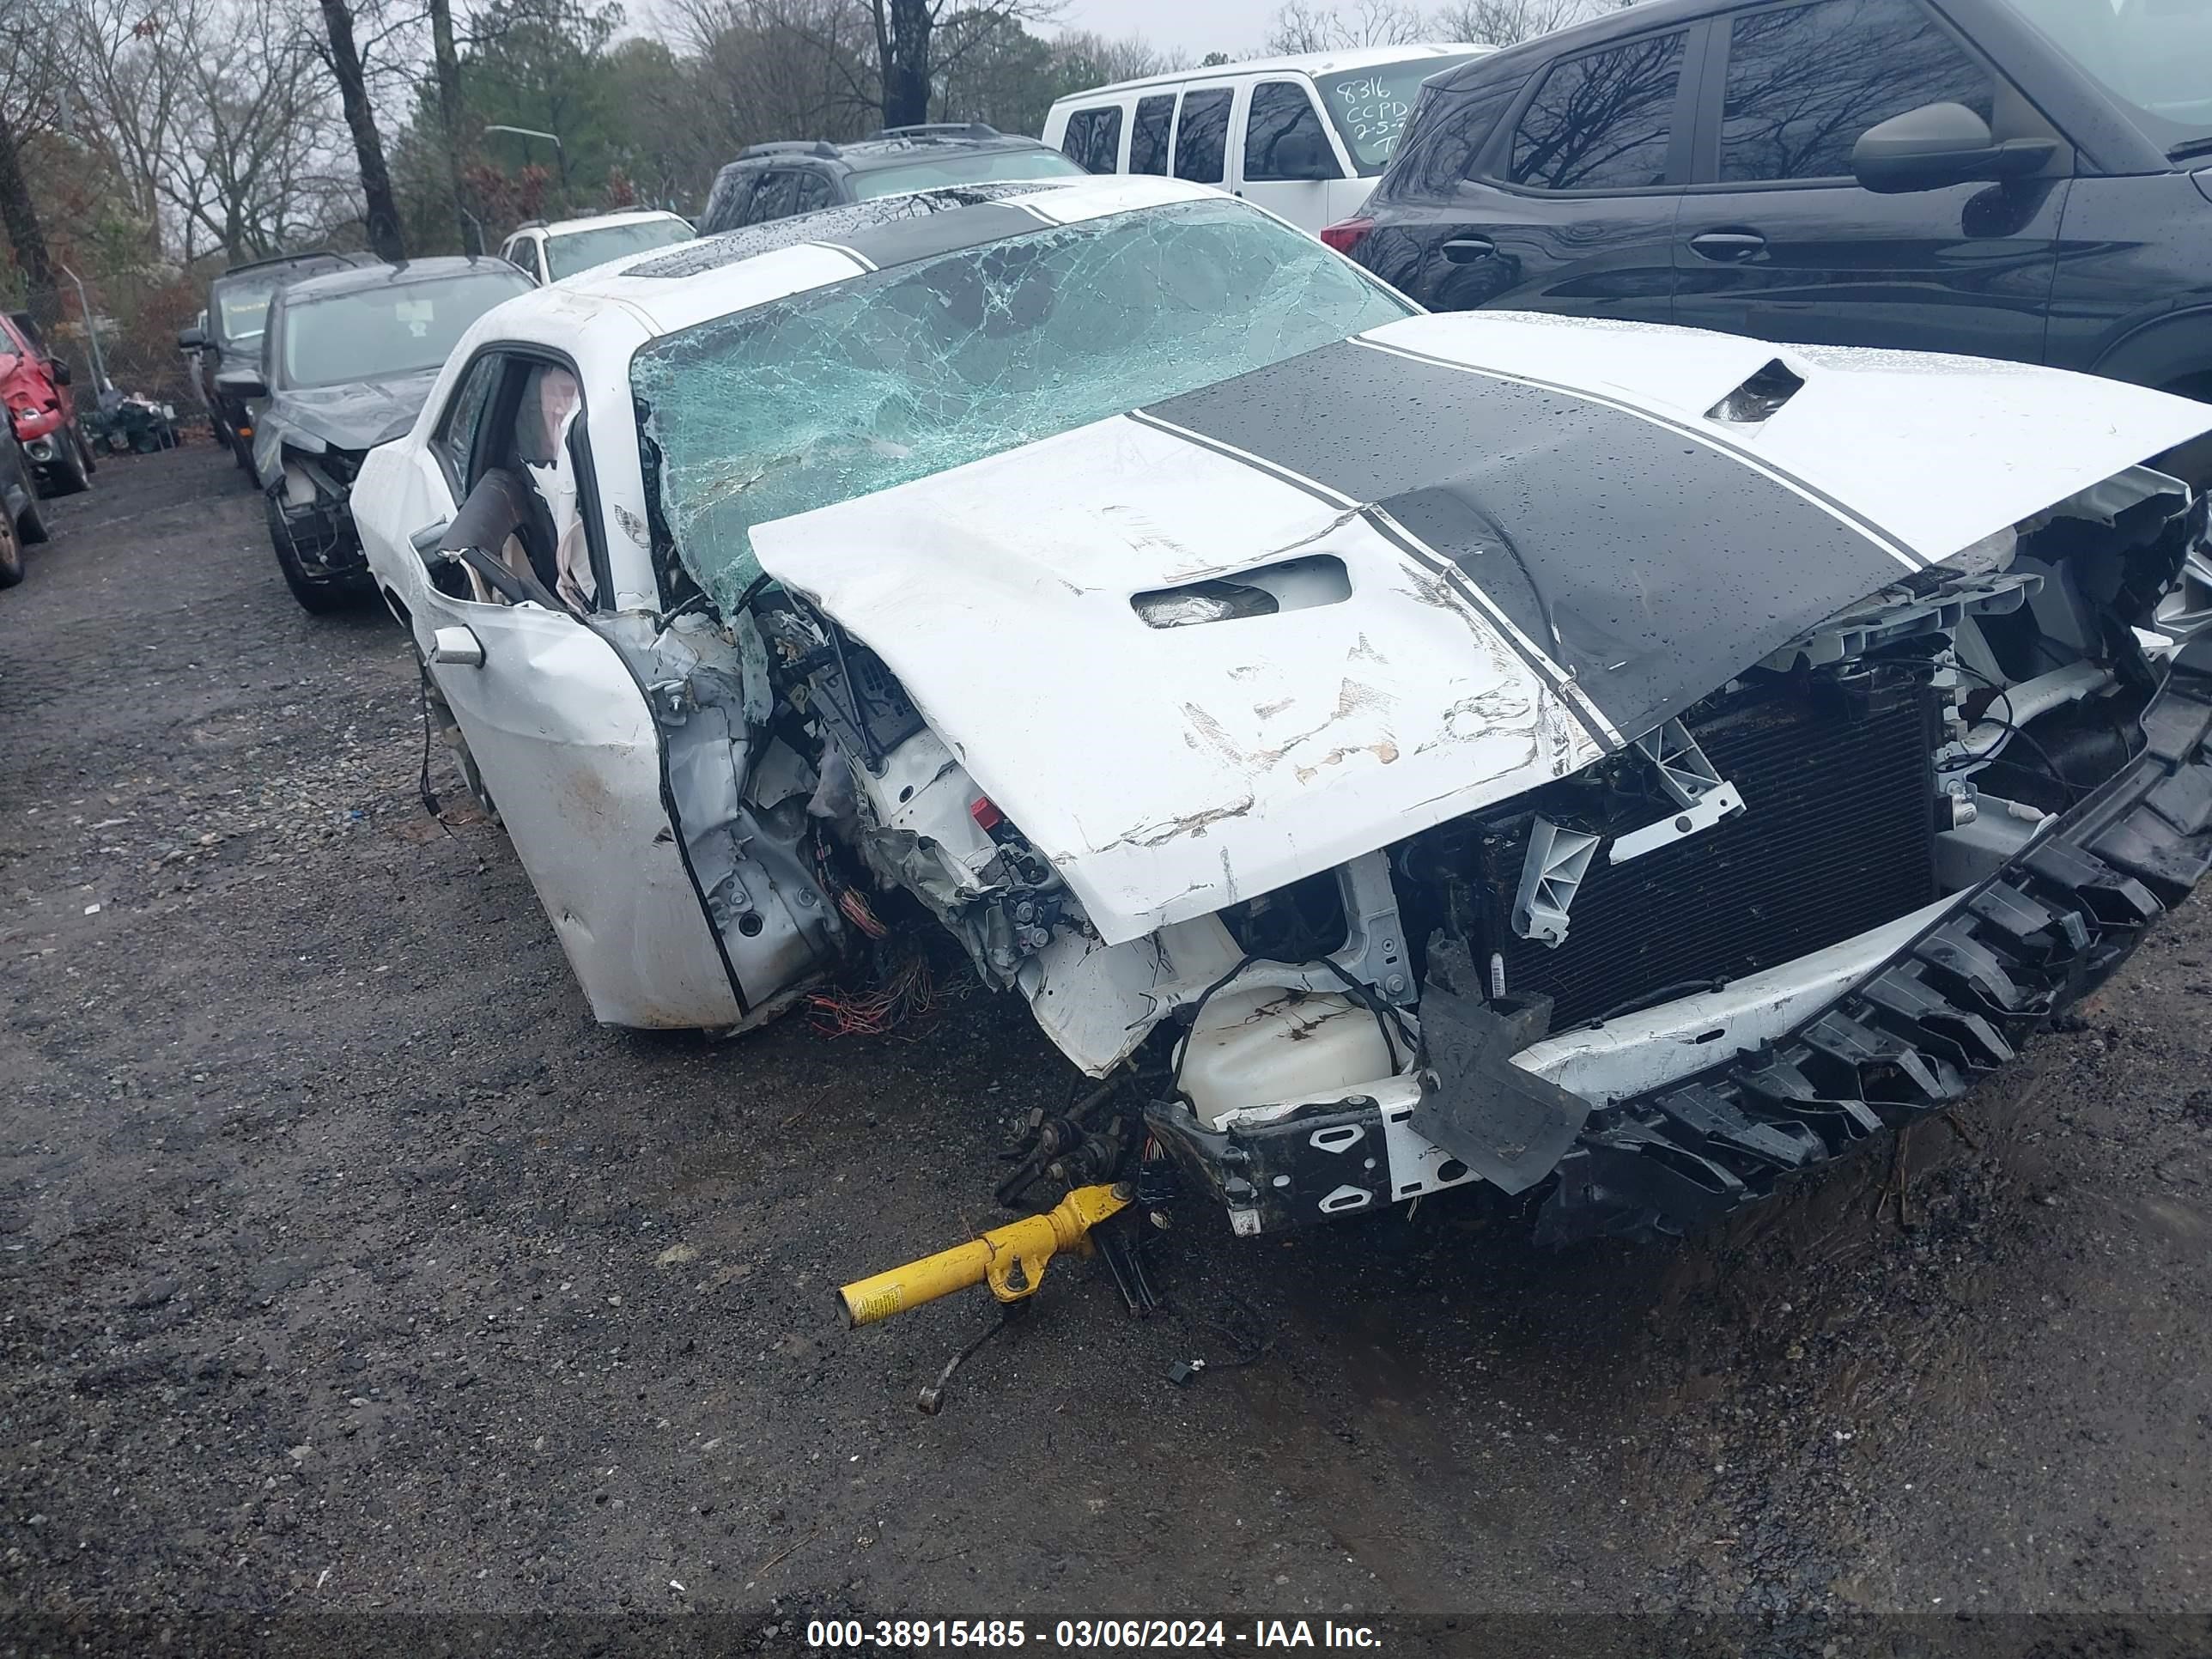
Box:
731 319 2212 1249
267 445 369 579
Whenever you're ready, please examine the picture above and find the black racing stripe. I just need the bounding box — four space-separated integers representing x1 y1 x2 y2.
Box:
836 203 1063 270
1125 409 1356 509
1129 410 1613 749
1144 338 1917 741
1358 334 1925 572
1359 509 1620 753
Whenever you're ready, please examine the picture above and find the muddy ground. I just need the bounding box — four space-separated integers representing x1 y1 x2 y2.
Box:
3 444 2209 1653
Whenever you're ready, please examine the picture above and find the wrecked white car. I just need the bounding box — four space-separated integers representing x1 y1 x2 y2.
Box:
355 176 2212 1248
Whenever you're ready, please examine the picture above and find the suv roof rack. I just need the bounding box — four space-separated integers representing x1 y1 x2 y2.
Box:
872 122 1000 140
738 139 840 161
220 247 360 276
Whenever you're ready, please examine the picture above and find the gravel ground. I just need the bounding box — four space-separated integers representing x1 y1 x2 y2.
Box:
3 444 2210 1654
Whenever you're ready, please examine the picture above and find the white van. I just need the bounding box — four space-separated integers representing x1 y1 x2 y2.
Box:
1041 45 1489 237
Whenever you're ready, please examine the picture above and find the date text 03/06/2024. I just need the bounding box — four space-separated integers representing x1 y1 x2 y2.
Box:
802 1620 1384 1650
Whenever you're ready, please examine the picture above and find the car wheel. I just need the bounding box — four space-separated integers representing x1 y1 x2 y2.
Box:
76 427 96 477
0 507 23 588
46 433 89 496
2158 374 2212 492
17 496 48 544
264 488 362 615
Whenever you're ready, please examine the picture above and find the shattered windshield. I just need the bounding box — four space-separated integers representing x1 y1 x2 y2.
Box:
633 197 1414 608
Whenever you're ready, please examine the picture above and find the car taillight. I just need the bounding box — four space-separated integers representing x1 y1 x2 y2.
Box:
1320 217 1373 256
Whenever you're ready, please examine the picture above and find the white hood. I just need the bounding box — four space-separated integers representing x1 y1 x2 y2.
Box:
750 315 2212 946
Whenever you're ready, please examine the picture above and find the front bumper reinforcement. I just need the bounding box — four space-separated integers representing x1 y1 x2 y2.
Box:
1148 670 2212 1246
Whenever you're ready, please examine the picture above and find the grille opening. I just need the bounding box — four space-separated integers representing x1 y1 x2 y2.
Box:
1479 677 1939 1029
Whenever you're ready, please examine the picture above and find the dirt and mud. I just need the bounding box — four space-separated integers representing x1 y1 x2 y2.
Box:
3 446 2209 1655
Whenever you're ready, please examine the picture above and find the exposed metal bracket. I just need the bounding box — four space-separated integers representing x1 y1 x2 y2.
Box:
1611 720 1746 865
1513 817 1601 947
1328 849 1415 1004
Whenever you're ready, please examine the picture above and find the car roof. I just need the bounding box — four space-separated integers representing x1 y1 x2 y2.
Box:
213 251 356 285
525 209 692 238
1055 41 1486 102
1427 0 1711 87
724 128 1060 175
486 176 1231 343
276 255 532 303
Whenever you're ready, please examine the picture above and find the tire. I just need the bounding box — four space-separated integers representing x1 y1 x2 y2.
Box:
265 488 363 615
17 496 48 544
76 427 96 477
0 508 22 588
45 432 88 496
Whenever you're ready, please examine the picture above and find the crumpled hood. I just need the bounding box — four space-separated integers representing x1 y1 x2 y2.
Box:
268 369 441 453
750 313 2212 947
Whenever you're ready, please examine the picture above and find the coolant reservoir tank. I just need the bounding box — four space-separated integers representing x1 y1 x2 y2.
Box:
1178 987 1395 1130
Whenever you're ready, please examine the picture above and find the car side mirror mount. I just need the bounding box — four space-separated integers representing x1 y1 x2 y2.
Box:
410 520 453 568
177 325 208 350
213 365 268 401
1851 101 2058 194
51 360 71 386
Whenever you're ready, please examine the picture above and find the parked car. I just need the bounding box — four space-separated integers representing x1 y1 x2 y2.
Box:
0 310 93 497
0 423 52 590
356 175 2212 1255
234 256 532 612
1339 0 2212 481
497 208 696 285
696 126 1086 234
179 251 359 471
1043 46 1489 234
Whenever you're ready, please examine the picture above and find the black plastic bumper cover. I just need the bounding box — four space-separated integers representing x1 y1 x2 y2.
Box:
1147 670 2212 1247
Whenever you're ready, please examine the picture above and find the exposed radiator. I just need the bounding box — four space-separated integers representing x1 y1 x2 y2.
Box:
1482 682 1940 1029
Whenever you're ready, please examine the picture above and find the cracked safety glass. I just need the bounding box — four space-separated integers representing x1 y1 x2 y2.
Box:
630 198 1415 609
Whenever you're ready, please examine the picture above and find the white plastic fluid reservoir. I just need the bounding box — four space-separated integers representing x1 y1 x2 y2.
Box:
1178 987 1395 1129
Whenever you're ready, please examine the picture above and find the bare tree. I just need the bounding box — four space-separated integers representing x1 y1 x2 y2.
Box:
1433 0 1615 47
317 0 405 259
0 0 64 323
428 0 471 248
1265 0 1427 54
730 0 1058 130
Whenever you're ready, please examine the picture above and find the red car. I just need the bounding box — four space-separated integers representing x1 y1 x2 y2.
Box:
0 311 94 496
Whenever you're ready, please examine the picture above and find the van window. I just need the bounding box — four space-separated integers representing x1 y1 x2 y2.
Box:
1316 54 1480 173
1720 0 1996 182
1245 81 1337 180
1507 31 1688 191
1174 88 1234 183
792 171 838 213
1060 106 1124 173
1131 94 1175 175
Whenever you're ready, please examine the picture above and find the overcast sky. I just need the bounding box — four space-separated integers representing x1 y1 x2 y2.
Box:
1045 0 1284 64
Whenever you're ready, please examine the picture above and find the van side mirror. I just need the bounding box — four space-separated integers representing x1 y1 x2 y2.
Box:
1851 101 2058 194
178 325 208 350
1273 126 1342 181
214 364 268 401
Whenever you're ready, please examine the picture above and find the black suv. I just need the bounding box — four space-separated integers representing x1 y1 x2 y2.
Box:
1345 0 2212 473
697 125 1086 233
